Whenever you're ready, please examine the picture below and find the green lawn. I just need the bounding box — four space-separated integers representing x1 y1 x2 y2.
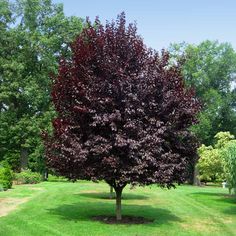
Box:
0 181 235 236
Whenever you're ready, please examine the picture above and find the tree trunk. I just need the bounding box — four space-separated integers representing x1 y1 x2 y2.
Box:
193 165 201 186
20 148 28 170
114 186 124 221
42 169 48 181
109 186 113 199
186 162 195 184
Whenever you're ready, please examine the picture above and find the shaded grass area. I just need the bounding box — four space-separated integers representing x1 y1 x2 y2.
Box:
0 181 235 236
91 215 154 224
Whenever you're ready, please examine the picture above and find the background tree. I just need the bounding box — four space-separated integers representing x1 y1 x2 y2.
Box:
44 13 200 220
197 131 235 184
169 41 236 145
0 0 83 173
197 145 224 183
222 140 236 195
214 131 235 149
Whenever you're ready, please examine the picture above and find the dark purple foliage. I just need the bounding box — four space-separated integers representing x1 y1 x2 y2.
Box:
44 13 200 190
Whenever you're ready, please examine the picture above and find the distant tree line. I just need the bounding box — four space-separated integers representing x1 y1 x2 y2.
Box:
0 0 236 185
0 0 83 176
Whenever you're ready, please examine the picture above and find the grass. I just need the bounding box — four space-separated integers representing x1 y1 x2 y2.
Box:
0 181 236 236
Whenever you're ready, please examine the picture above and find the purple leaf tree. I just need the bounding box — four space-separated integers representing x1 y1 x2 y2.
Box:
44 13 200 221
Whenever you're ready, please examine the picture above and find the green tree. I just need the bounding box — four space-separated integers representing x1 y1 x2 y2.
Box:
0 0 83 173
169 41 236 145
197 131 235 183
197 145 224 182
222 140 236 194
214 131 235 149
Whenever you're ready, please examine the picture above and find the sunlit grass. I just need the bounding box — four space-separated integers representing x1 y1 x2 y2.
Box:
0 181 235 236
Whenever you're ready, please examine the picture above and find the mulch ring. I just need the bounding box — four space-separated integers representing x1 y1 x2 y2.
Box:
92 215 154 224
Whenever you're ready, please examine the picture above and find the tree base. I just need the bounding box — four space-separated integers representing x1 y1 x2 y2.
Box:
92 215 154 224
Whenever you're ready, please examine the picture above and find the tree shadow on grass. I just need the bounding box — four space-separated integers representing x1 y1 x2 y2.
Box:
190 192 236 204
77 192 149 200
189 192 236 215
223 206 236 215
47 201 181 226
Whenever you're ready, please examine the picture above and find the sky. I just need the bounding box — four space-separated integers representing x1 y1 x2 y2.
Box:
52 0 236 51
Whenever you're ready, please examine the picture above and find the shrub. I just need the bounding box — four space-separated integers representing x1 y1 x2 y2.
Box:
47 174 66 182
0 162 14 190
14 169 42 184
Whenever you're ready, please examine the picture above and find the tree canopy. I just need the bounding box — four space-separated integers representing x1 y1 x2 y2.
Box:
222 140 236 194
169 41 236 145
197 145 223 182
0 0 83 172
197 131 235 184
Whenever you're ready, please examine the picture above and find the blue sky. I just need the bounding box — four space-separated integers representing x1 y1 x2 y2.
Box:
52 0 236 51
